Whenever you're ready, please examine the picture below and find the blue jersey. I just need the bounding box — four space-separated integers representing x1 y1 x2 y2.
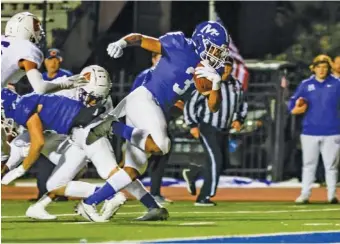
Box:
143 32 200 112
2 89 83 134
288 75 340 136
130 68 150 92
42 68 73 81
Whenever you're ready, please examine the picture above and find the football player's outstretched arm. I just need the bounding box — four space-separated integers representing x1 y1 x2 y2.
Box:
22 111 45 171
107 34 161 58
19 60 74 94
125 34 162 53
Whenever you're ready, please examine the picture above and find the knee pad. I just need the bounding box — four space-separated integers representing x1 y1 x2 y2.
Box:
153 136 171 155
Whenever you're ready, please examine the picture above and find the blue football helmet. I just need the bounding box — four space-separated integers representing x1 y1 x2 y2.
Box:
192 21 230 69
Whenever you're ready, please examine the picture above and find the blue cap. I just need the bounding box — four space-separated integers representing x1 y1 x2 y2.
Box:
46 48 62 60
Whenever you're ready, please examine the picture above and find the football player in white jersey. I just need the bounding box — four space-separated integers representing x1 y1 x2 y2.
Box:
1 12 85 162
1 12 83 92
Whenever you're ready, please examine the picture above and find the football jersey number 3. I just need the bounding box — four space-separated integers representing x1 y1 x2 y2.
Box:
173 67 195 95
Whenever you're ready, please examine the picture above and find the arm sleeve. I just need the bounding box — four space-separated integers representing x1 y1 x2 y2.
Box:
26 69 63 94
183 91 199 128
159 32 186 57
288 81 306 112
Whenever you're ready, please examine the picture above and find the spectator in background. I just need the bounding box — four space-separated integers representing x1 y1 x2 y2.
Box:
182 57 247 206
42 48 72 81
289 54 340 204
128 52 173 204
332 55 340 79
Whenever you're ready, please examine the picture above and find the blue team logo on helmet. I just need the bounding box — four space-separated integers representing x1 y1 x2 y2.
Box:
192 21 230 69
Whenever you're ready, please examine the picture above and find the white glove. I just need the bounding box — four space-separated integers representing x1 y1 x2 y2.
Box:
51 74 87 89
107 39 127 58
1 165 26 185
195 61 222 90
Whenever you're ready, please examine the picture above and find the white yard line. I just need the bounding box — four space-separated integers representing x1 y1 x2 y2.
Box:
2 208 340 219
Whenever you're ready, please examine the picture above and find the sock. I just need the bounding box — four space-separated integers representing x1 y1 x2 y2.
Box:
140 193 161 210
64 181 98 198
84 169 132 205
111 121 133 140
84 182 116 205
124 180 160 209
37 194 53 208
111 121 149 151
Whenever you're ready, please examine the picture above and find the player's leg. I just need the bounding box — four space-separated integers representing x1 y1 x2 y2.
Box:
80 136 127 220
320 135 340 203
81 121 168 220
297 134 321 203
26 143 88 220
111 87 171 155
83 91 170 203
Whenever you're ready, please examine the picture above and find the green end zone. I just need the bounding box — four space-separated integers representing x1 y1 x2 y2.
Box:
1 200 340 243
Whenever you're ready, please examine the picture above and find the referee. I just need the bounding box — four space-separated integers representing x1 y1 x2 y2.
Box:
182 57 248 206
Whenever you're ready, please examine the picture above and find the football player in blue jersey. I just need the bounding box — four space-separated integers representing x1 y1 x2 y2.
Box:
77 21 230 221
0 76 111 183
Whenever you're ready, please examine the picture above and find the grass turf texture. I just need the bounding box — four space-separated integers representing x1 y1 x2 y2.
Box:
1 200 340 243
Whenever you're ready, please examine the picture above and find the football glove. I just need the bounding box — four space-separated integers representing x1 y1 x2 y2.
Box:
107 39 127 58
195 61 222 90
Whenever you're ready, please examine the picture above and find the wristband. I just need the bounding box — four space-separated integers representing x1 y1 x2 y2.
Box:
212 81 221 91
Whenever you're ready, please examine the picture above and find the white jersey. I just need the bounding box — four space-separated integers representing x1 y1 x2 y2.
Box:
1 35 43 87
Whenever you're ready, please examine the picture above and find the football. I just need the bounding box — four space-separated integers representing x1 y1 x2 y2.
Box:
193 62 212 94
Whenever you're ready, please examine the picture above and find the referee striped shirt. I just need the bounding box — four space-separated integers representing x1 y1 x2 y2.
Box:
184 76 247 129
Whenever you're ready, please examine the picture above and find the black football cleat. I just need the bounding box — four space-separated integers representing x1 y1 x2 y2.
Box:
194 198 217 207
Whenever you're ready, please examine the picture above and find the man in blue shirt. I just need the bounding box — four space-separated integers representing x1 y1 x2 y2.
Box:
289 54 340 204
42 48 73 81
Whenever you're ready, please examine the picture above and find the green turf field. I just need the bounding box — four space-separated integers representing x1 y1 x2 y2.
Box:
1 200 340 243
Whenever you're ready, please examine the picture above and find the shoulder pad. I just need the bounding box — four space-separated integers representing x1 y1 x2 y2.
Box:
16 40 44 68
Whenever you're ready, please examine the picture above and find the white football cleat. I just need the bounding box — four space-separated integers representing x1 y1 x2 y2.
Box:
75 201 108 222
100 192 127 220
26 204 56 220
295 195 309 204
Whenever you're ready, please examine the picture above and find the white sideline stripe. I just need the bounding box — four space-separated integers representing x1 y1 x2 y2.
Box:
2 208 340 219
304 223 340 226
1 213 78 219
179 222 215 226
109 230 340 243
63 222 95 225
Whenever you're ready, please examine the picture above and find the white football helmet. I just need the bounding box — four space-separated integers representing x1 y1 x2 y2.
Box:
5 12 44 44
78 65 112 106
